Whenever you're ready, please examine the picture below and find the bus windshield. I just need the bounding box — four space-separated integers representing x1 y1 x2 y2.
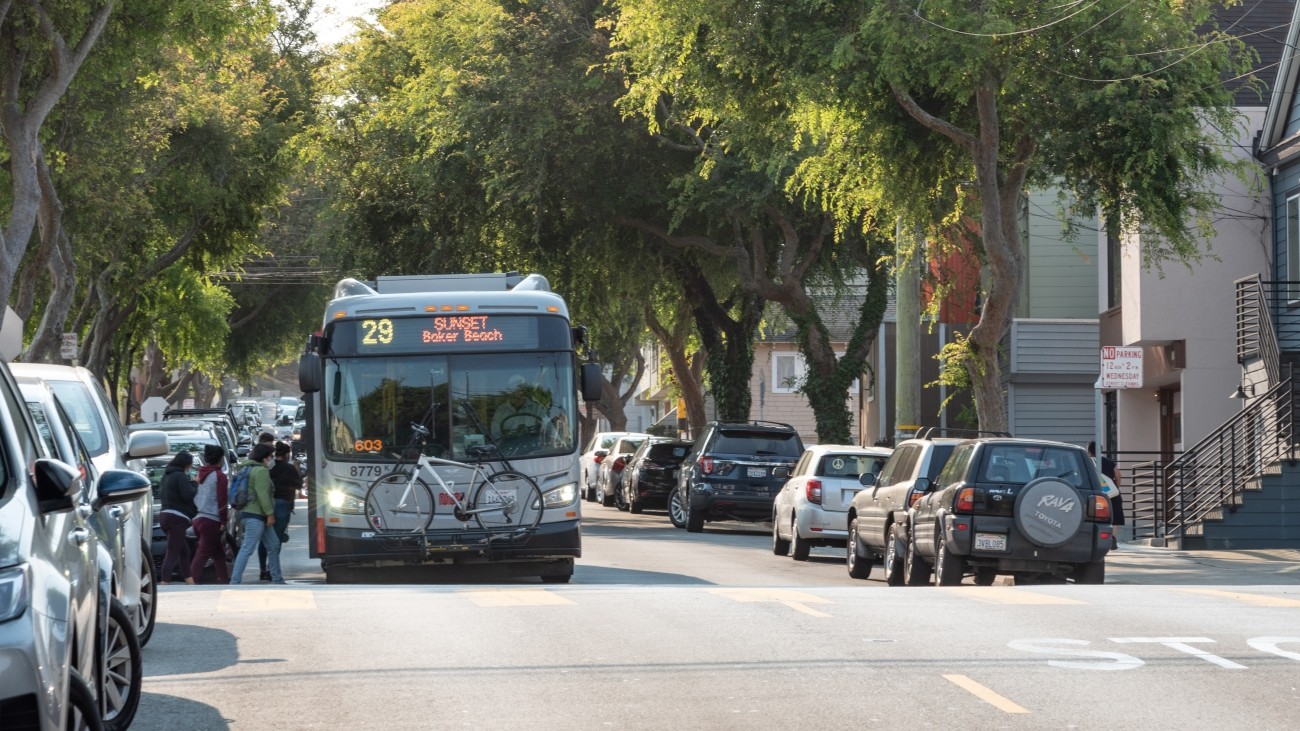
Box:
324 353 576 462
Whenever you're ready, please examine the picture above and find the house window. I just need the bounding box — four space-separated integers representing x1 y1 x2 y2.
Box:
772 352 804 393
1289 196 1300 302
771 351 860 394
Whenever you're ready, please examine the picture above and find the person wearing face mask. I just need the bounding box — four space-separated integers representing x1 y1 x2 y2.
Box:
228 443 284 584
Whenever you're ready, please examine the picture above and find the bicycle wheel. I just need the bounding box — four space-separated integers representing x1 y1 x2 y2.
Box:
365 471 435 533
468 470 543 532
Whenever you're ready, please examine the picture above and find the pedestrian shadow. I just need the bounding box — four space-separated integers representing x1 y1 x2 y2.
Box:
130 693 228 731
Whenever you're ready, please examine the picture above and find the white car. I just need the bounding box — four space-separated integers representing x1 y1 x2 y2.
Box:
593 434 652 508
772 444 892 561
579 431 641 503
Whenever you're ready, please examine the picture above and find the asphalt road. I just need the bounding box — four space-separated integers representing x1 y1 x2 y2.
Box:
133 501 1300 730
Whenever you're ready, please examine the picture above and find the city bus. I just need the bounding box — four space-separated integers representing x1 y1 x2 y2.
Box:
297 273 601 583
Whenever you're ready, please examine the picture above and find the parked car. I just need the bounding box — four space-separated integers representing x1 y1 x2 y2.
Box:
594 434 651 508
579 431 638 502
674 421 804 533
17 379 159 730
772 445 891 561
1 360 153 731
619 438 693 514
161 408 241 464
846 433 963 583
9 363 170 647
903 437 1114 586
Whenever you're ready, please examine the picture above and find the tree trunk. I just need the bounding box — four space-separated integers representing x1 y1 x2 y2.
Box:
644 303 707 435
24 148 79 364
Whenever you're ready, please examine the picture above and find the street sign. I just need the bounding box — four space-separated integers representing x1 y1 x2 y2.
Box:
182 398 196 409
60 332 78 361
0 307 22 362
1099 346 1143 389
141 396 169 422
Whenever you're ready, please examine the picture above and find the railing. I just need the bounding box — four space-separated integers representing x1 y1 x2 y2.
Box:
1236 276 1283 385
1160 368 1297 541
1115 453 1174 542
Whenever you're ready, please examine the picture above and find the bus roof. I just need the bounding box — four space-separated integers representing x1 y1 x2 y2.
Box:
323 273 569 323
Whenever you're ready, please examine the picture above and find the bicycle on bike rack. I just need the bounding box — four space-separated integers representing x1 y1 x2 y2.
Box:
363 423 543 539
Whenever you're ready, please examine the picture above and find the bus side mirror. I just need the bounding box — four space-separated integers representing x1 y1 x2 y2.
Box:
299 352 322 393
580 362 603 402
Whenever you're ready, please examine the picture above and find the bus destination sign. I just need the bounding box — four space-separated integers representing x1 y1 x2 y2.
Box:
333 314 557 354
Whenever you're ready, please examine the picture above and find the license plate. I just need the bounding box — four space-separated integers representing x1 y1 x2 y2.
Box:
974 533 1007 551
746 467 766 478
480 488 514 504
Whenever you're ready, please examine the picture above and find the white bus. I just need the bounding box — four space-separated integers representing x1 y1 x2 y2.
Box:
297 273 601 583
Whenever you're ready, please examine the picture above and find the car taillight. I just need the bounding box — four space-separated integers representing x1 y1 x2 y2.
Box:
614 457 626 471
805 479 822 505
908 488 923 508
955 486 976 512
701 456 714 474
1091 494 1112 521
593 455 604 464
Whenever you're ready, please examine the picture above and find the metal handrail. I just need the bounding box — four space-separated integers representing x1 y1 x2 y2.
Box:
1162 369 1296 540
1235 275 1282 385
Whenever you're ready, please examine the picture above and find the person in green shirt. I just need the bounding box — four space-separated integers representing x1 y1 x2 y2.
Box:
229 443 284 584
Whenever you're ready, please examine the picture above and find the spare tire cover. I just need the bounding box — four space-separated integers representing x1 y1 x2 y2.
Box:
1014 477 1085 547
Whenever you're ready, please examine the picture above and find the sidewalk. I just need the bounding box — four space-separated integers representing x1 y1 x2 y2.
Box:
1105 541 1300 585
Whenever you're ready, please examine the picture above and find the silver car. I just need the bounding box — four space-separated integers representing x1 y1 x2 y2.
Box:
9 363 170 647
1 361 153 730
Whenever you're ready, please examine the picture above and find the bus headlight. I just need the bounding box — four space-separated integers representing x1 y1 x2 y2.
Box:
326 488 366 514
542 482 578 509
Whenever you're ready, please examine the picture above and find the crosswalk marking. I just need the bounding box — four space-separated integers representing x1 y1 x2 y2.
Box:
943 674 1031 714
943 587 1086 605
460 589 575 607
217 589 318 612
708 588 833 617
1174 588 1300 608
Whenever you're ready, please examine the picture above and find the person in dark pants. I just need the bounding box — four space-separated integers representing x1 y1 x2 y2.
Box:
257 441 301 581
1089 441 1125 548
190 444 230 584
158 450 198 585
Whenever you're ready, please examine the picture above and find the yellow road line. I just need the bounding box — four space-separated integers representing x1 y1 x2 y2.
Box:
708 588 832 617
943 587 1086 605
943 674 1031 714
459 589 574 607
217 589 317 612
1175 588 1300 608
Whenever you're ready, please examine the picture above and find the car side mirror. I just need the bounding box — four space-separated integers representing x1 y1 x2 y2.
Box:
125 430 170 460
34 458 81 514
94 469 152 510
914 477 932 493
859 472 878 487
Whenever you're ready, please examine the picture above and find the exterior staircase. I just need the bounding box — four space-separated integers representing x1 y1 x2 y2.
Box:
1130 276 1300 549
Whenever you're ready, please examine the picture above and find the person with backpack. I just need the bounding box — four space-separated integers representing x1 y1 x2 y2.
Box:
158 450 199 585
189 444 231 584
256 441 302 581
229 443 284 584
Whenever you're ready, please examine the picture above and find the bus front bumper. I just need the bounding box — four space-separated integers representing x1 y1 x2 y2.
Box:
319 518 581 569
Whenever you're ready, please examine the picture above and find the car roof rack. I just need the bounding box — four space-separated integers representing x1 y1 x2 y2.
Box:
914 426 1012 440
163 407 237 420
716 420 796 430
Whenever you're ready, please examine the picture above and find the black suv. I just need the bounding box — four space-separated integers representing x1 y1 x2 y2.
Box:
674 421 804 533
905 437 1113 585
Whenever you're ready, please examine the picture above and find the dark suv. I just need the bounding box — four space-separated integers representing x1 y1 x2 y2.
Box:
904 438 1113 586
674 421 804 533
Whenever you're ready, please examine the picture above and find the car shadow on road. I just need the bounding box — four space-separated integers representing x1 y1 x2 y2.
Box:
143 623 238 677
131 693 229 730
573 564 713 585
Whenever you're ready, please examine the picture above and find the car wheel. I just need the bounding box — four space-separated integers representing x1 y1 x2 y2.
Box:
616 484 629 512
668 490 687 529
135 541 157 647
101 597 142 731
1072 560 1105 584
685 501 704 533
771 514 790 555
904 529 931 586
67 669 105 731
974 568 997 586
847 518 872 580
790 518 810 561
628 487 643 514
599 484 615 508
540 573 572 584
883 523 905 587
935 532 963 586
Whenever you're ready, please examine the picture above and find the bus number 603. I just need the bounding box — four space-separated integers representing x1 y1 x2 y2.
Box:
355 439 384 453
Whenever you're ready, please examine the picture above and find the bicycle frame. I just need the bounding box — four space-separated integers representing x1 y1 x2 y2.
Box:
397 452 508 523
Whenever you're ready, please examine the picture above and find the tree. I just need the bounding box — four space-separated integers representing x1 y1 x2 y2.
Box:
852 0 1251 431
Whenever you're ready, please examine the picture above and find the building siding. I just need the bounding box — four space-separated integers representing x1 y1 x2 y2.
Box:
1024 189 1099 319
1009 319 1100 375
1008 384 1095 445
